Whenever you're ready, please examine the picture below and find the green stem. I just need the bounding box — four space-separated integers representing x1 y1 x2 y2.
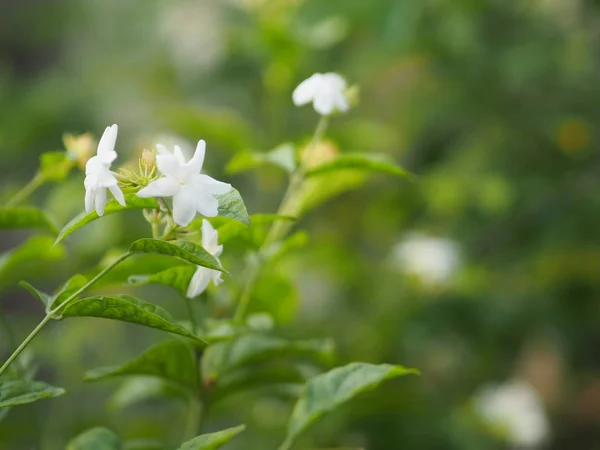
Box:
6 174 45 207
0 252 132 377
234 116 330 323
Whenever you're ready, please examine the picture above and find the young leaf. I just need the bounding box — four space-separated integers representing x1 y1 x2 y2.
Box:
129 239 225 273
39 151 74 182
0 206 58 234
129 265 196 298
175 424 246 450
109 376 188 411
227 143 296 174
215 188 250 225
54 194 160 244
84 340 197 389
0 376 66 408
60 295 205 343
280 363 419 449
305 153 412 179
66 427 122 450
52 274 88 308
298 170 368 216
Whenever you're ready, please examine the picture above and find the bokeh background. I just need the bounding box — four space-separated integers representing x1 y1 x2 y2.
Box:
1 0 600 449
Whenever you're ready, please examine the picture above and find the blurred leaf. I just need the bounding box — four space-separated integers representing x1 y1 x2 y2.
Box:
55 194 159 244
0 206 58 233
250 272 298 323
227 143 296 174
298 170 368 216
85 340 197 390
280 363 419 449
39 151 73 182
129 239 224 273
129 265 196 298
207 214 294 246
60 295 205 343
0 376 65 408
215 188 250 225
0 236 65 289
123 439 166 450
109 377 188 411
267 230 310 261
305 153 412 179
18 281 52 308
66 427 122 450
175 424 246 450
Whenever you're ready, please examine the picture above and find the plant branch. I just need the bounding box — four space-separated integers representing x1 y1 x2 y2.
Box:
6 174 45 207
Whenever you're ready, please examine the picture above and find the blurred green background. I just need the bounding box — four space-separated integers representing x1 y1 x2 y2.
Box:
2 0 600 448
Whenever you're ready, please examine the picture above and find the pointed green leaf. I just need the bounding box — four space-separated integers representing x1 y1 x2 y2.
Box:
0 376 65 408
176 425 246 450
52 274 88 308
128 265 196 298
40 151 74 182
18 281 52 308
298 170 368 216
305 153 413 179
281 363 419 449
66 427 122 450
0 206 58 233
54 194 160 245
129 239 225 273
227 143 296 174
206 214 295 246
215 188 250 225
109 376 188 411
84 340 196 389
60 295 205 343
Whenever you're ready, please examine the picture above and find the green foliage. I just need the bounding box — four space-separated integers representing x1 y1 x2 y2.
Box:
0 206 58 233
176 425 246 450
109 377 189 411
84 340 197 390
215 188 251 225
129 239 224 273
128 266 197 298
279 363 419 449
227 143 296 174
39 151 73 182
20 274 88 311
66 427 122 450
0 375 65 408
59 295 205 343
305 153 412 179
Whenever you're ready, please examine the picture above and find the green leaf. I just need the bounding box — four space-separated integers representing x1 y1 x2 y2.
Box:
52 274 88 308
39 151 74 182
84 340 196 389
66 427 122 450
109 376 188 411
123 439 166 450
250 272 298 324
60 295 205 343
54 194 160 245
0 206 58 233
305 153 412 179
0 376 65 408
215 188 250 225
227 143 296 174
129 239 225 273
128 265 196 298
18 281 52 308
207 214 295 246
176 425 246 450
281 363 419 449
298 169 368 216
202 335 335 381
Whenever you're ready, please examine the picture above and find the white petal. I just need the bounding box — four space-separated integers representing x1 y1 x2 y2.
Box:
202 219 222 256
156 143 170 155
323 73 347 90
293 73 321 106
173 145 186 165
211 271 224 286
172 187 198 226
97 124 118 161
109 184 126 206
186 267 211 298
136 176 180 198
156 154 183 179
334 91 350 112
195 193 219 218
187 140 206 172
95 188 107 216
193 174 231 195
313 90 336 115
85 188 94 213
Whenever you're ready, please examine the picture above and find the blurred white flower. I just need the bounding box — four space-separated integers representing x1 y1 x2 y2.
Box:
137 140 231 226
187 219 224 298
84 124 125 216
475 379 550 448
292 72 350 116
391 233 460 285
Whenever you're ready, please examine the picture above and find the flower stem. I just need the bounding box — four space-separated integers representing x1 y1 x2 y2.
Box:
234 116 330 322
6 174 45 207
0 252 132 377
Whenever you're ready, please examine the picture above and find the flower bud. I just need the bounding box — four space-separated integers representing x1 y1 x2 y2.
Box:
63 132 96 169
301 140 339 169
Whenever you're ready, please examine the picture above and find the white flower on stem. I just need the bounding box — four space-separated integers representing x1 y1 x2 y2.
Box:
84 124 126 216
292 72 350 116
136 140 231 226
475 379 550 448
187 219 224 298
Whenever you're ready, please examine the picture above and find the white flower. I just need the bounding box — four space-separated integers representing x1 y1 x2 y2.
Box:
187 219 224 298
292 72 350 115
84 124 125 216
391 233 461 285
475 379 550 448
136 140 231 226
